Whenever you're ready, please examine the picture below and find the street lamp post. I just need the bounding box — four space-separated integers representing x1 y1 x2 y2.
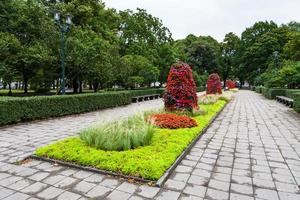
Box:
54 12 71 95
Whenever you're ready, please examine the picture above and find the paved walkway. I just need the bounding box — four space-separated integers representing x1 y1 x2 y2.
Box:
0 91 300 200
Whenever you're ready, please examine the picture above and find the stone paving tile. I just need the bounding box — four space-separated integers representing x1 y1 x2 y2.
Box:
0 91 299 199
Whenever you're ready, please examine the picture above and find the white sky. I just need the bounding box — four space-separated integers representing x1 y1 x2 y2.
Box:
104 0 300 41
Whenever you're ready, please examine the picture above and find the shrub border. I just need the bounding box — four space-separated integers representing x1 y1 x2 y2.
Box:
25 100 228 187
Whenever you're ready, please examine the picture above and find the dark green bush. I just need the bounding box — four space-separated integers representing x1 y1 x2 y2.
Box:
0 92 132 125
262 87 269 98
293 93 300 113
286 89 300 99
267 88 286 99
129 88 165 97
255 86 262 93
197 86 206 92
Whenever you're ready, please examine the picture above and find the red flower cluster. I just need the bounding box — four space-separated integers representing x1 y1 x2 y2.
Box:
206 73 222 94
226 80 236 89
149 113 198 129
164 62 198 112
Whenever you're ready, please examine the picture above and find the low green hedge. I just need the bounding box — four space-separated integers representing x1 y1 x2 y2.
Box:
267 88 286 99
262 87 269 98
293 93 300 112
0 92 132 125
286 89 300 99
129 88 165 97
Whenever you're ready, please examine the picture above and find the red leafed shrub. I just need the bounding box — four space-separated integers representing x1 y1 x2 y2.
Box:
164 62 198 112
226 80 236 89
206 73 222 94
149 113 197 129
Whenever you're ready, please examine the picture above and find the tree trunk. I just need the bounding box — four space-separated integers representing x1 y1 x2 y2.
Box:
73 78 78 94
89 81 93 90
93 81 99 92
8 83 12 96
79 80 82 93
24 76 28 94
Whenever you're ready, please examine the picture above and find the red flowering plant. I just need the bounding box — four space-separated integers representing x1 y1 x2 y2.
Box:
226 80 236 89
163 62 198 112
149 113 197 129
206 73 222 94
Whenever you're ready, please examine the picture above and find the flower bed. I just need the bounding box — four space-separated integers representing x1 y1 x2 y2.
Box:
149 113 197 129
35 100 226 181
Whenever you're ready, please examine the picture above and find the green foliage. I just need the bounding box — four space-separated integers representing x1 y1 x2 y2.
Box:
35 100 226 180
255 86 263 93
0 92 131 125
129 88 165 97
80 115 154 151
267 88 287 99
286 89 300 99
293 93 300 112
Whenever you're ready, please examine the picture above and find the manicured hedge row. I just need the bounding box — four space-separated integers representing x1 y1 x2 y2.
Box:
293 93 300 112
267 88 286 99
129 88 165 97
286 89 300 99
0 92 132 125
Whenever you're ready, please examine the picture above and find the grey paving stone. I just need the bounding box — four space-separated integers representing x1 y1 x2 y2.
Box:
106 190 131 200
59 169 78 176
175 165 193 173
54 177 78 188
230 193 254 200
85 185 112 198
179 194 203 200
117 182 138 194
128 196 145 200
254 188 279 200
100 178 120 189
205 188 229 200
57 191 81 200
183 185 207 197
155 190 181 200
37 186 64 199
0 187 15 199
230 183 253 196
42 174 66 185
274 181 300 193
253 178 276 190
72 170 92 179
83 173 104 183
28 172 50 181
0 176 23 187
21 182 48 194
3 192 30 200
7 179 32 190
278 192 300 200
172 173 190 182
208 179 230 192
137 185 160 198
164 179 186 190
74 181 96 193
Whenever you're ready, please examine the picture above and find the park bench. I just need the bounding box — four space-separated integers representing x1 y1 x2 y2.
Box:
132 94 161 103
275 96 294 108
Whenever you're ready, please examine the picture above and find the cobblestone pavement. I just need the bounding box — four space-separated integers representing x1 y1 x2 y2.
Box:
0 90 300 200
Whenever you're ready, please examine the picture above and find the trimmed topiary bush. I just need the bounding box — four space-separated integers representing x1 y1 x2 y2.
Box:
164 61 198 112
206 73 222 95
0 92 132 125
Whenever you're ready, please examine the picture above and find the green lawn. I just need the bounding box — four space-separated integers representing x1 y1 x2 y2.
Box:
35 100 226 180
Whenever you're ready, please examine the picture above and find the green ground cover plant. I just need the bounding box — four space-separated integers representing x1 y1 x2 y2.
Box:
35 100 226 180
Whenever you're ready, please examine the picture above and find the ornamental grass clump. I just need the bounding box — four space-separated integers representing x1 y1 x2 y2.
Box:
164 61 198 112
149 113 197 129
79 115 154 151
206 73 222 94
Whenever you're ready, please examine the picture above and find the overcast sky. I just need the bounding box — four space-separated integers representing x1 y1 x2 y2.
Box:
104 0 300 41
